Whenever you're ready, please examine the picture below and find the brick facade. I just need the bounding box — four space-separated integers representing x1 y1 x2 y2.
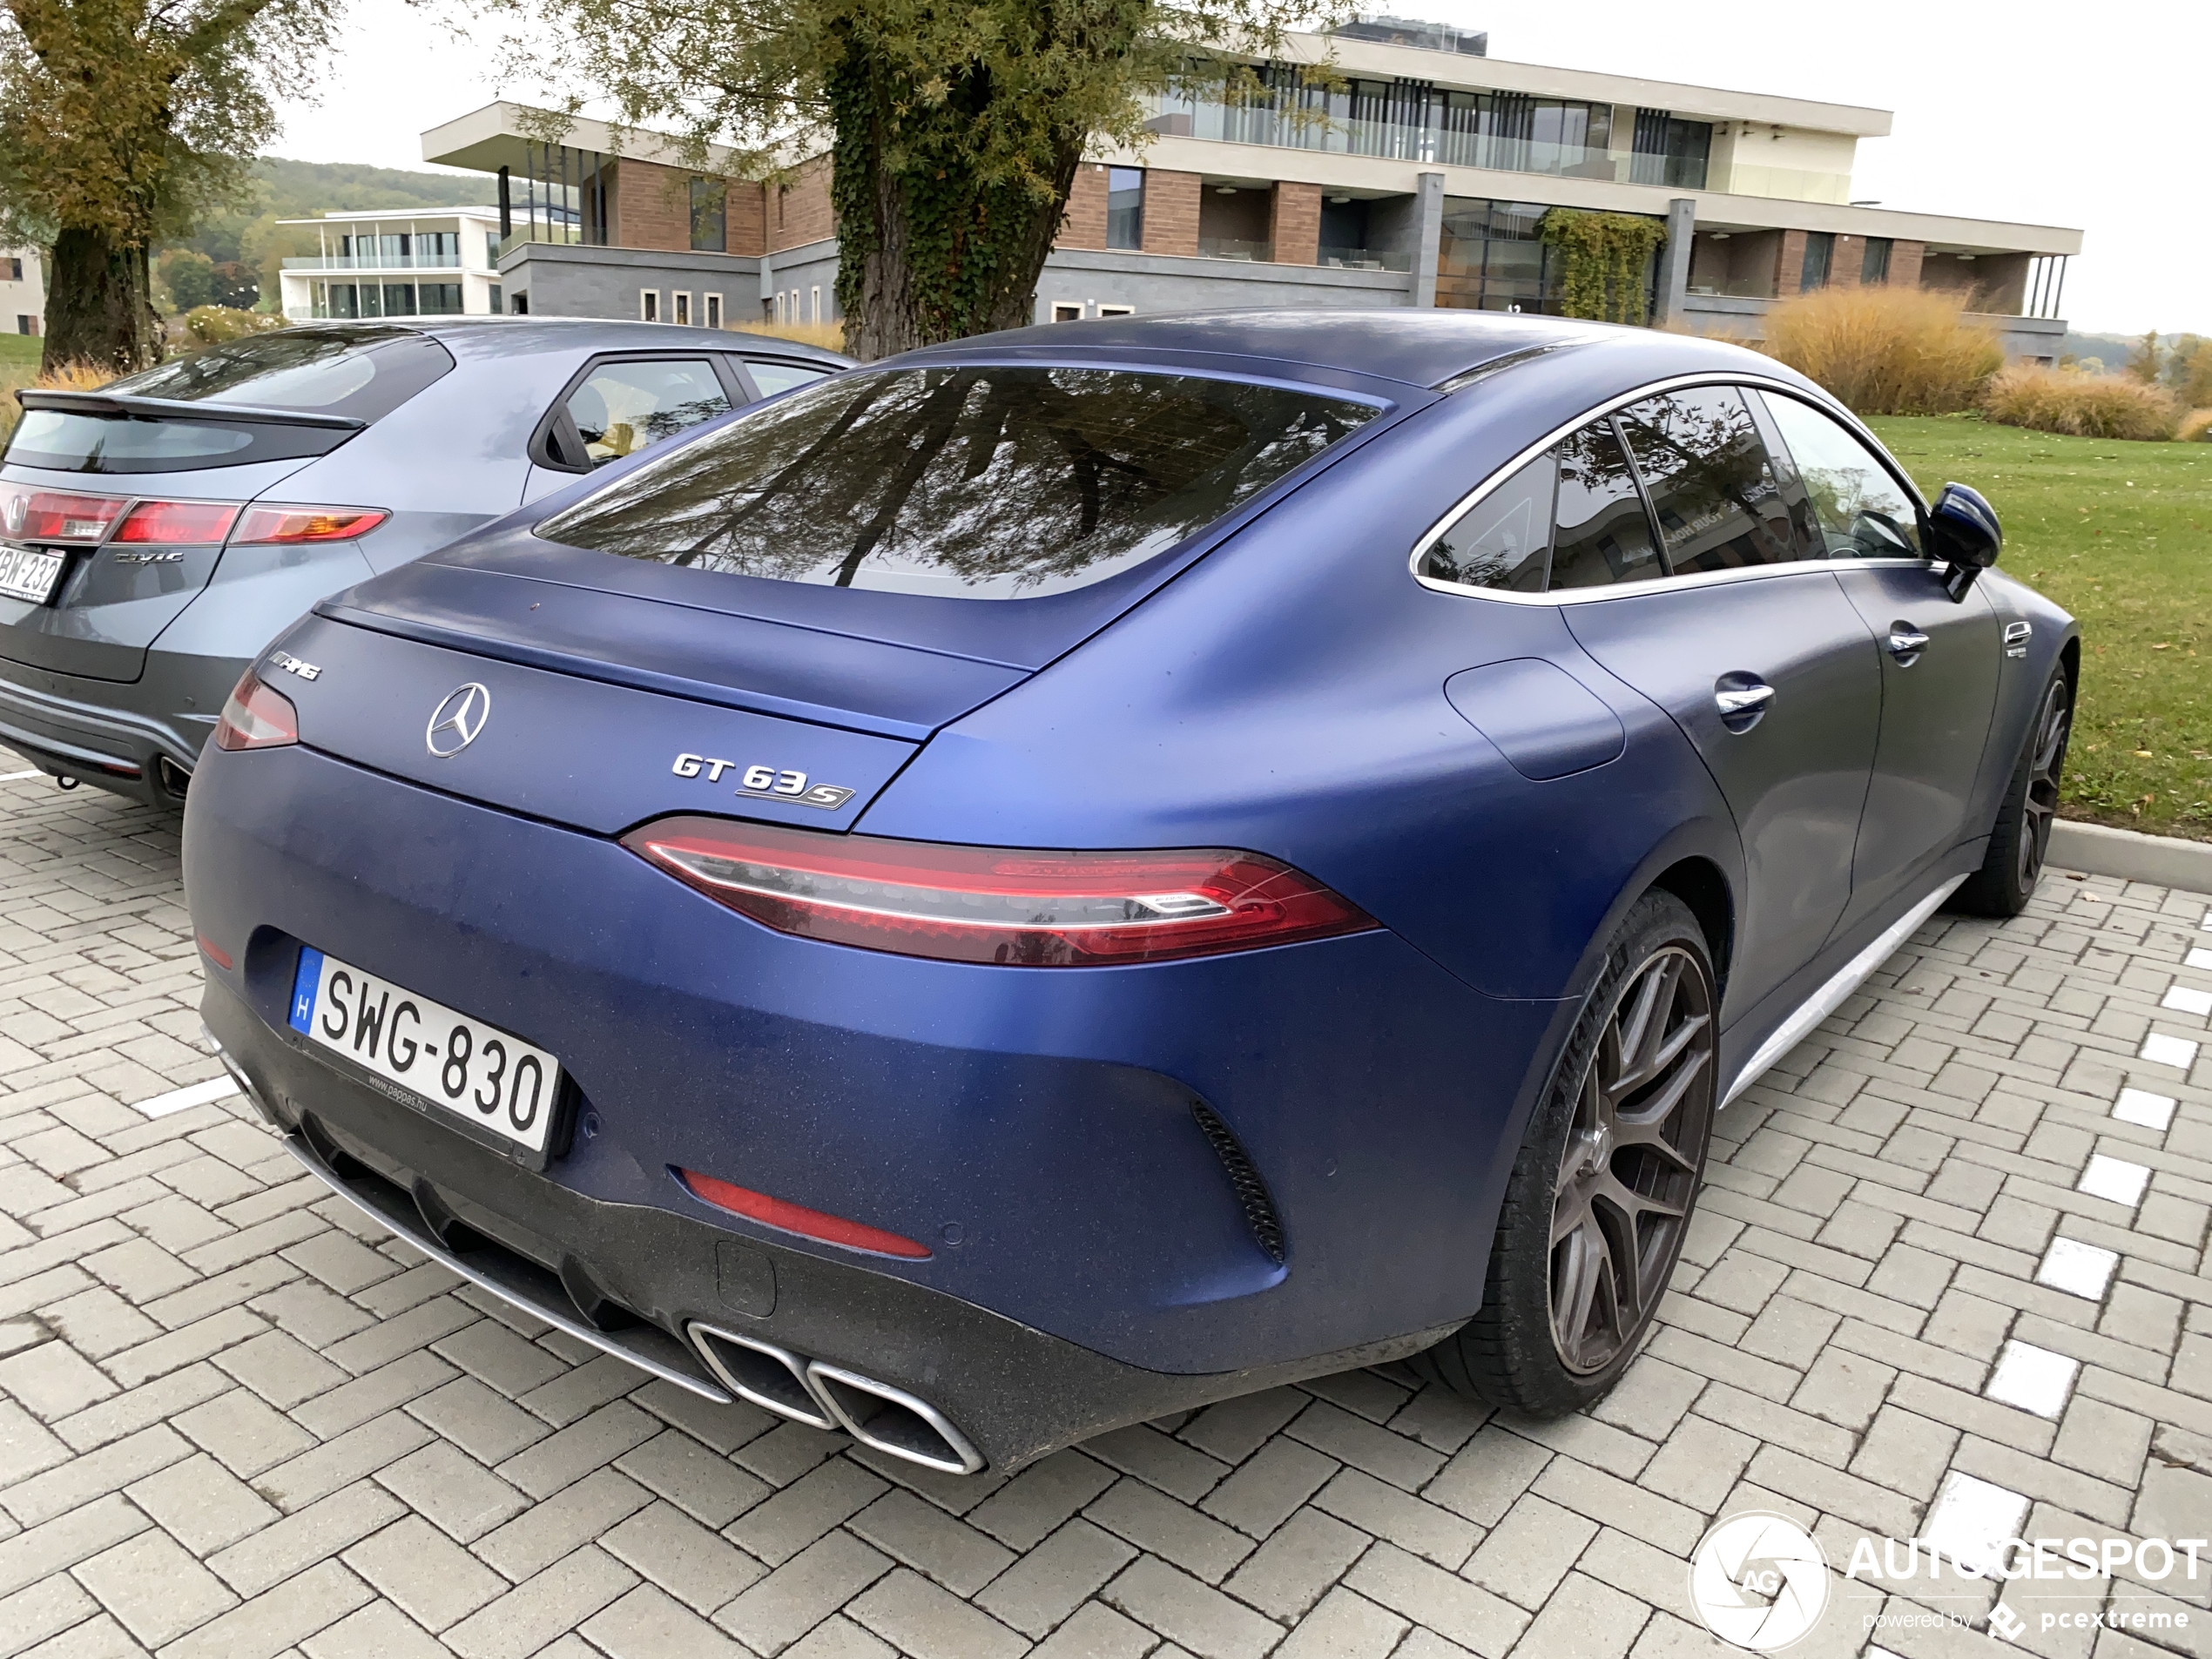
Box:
1268 182 1322 266
1139 170 1201 258
725 184 765 258
1831 233 1866 289
771 157 836 253
1059 164 1110 251
1775 227 1809 299
1887 239 1925 288
614 158 693 253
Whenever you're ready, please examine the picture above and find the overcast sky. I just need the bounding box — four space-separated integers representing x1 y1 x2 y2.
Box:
272 0 2203 336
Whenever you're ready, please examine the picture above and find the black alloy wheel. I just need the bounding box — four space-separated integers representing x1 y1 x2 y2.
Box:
1415 890 1719 1416
1548 944 1715 1375
2014 675 2072 894
1952 665 2073 918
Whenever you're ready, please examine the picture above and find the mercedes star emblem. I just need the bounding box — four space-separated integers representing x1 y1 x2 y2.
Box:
425 683 491 758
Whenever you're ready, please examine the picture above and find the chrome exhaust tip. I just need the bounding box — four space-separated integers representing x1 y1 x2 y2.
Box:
687 1324 839 1431
805 1361 985 1475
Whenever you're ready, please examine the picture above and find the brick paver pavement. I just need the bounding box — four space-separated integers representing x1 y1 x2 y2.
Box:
0 756 2207 1659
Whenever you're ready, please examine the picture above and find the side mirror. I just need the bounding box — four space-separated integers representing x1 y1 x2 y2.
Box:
1928 482 2001 601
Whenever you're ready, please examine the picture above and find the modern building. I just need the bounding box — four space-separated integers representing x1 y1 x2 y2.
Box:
275 207 524 322
420 18 2080 357
2 249 44 337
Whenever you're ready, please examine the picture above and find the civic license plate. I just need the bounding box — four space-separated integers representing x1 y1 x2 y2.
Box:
288 948 564 1155
0 544 64 604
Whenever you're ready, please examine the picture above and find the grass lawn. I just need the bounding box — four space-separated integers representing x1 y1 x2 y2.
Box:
0 334 41 367
1867 415 2212 841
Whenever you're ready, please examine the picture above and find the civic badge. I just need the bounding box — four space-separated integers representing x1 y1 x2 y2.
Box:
425 683 491 758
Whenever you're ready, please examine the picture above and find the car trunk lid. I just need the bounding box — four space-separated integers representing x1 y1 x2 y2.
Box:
270 608 932 833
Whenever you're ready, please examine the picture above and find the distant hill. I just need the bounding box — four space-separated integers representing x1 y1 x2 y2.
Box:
168 158 494 268
2060 330 2202 374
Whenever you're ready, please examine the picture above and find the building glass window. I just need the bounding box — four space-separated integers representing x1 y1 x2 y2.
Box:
416 283 462 315
1860 237 1892 286
691 179 727 253
705 293 723 328
1629 110 1711 189
1439 198 1592 314
381 282 417 316
1107 168 1145 249
641 290 660 322
4 258 21 281
1799 232 1834 293
674 293 691 327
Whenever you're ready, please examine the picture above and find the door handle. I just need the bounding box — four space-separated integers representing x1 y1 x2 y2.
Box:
1888 624 1931 664
1714 678 1775 732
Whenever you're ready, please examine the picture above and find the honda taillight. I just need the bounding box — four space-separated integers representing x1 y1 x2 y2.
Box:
212 671 298 752
0 483 126 543
113 500 239 543
622 817 1379 967
233 505 389 544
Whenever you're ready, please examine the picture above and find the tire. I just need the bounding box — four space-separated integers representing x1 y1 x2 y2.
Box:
1417 890 1718 1416
1949 666 2072 919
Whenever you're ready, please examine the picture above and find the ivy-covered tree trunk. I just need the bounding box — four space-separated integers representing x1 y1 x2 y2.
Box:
42 226 159 373
829 44 1086 358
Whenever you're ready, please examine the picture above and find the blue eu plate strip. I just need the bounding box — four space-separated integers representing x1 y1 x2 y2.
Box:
289 948 324 1034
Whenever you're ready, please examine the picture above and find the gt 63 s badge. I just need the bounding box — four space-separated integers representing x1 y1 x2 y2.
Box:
672 753 854 812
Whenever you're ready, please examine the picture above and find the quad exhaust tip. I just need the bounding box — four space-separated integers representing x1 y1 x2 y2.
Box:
688 1323 984 1475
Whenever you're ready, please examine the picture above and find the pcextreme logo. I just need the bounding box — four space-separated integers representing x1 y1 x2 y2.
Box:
1689 1513 1830 1651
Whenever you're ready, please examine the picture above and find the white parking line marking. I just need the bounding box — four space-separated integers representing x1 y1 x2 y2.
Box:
0 770 42 781
133 1076 241 1120
2140 1032 2201 1069
2161 983 2212 1017
2188 948 2212 971
2114 1088 2176 1131
2036 1237 2120 1300
1985 1340 2080 1418
2077 1154 2150 1207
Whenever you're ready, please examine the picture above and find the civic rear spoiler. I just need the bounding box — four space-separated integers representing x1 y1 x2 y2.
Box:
13 388 366 431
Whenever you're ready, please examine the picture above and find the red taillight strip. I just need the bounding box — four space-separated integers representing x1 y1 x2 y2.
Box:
676 1168 932 1259
620 816 1378 968
196 935 235 970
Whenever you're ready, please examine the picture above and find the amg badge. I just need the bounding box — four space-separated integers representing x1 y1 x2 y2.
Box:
672 753 855 811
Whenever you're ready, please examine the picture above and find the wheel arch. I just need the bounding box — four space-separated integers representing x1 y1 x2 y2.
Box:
1647 856 1735 998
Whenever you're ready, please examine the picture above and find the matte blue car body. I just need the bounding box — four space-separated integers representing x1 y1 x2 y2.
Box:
184 310 2077 1468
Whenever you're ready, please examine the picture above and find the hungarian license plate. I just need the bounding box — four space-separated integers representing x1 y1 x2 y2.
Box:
0 544 64 604
289 948 564 1155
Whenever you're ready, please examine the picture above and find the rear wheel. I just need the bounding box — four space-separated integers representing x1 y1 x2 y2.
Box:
1418 891 1716 1415
1950 667 2071 918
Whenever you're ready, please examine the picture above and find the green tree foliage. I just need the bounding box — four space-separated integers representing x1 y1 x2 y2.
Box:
2124 328 2163 384
158 246 217 311
489 0 1345 356
2163 334 2212 408
1538 208 1667 324
0 0 341 370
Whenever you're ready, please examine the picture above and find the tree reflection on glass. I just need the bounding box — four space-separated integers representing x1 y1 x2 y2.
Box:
538 368 1379 599
1615 388 1796 575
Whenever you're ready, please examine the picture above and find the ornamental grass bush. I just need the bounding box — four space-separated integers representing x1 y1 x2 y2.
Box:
182 306 286 347
732 318 846 354
2180 408 2212 442
1982 365 2183 442
1762 284 2004 415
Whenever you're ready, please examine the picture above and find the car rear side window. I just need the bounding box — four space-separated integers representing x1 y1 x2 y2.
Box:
1548 418 1661 590
745 360 831 396
537 366 1380 599
1420 452 1554 592
3 328 454 475
567 360 732 466
1615 387 1798 575
1757 393 1923 558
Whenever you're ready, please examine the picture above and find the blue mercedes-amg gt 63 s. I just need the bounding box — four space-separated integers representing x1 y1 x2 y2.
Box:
184 311 2074 1476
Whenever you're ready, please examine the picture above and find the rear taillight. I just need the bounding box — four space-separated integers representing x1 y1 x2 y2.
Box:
622 816 1378 967
0 483 126 543
113 500 239 544
212 671 299 752
233 505 389 544
675 1169 931 1258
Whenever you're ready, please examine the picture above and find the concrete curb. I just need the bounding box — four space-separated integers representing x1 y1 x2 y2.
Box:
2050 820 2212 894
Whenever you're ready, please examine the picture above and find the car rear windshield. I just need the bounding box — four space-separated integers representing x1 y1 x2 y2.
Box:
535 366 1381 599
3 327 455 475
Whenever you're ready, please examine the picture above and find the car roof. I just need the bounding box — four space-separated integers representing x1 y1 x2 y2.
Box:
273 318 852 367
894 309 1635 390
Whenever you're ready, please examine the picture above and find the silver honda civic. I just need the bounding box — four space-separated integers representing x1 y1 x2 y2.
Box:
0 319 849 804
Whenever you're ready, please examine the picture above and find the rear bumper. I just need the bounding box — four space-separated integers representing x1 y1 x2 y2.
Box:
0 650 239 805
207 976 1454 1473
